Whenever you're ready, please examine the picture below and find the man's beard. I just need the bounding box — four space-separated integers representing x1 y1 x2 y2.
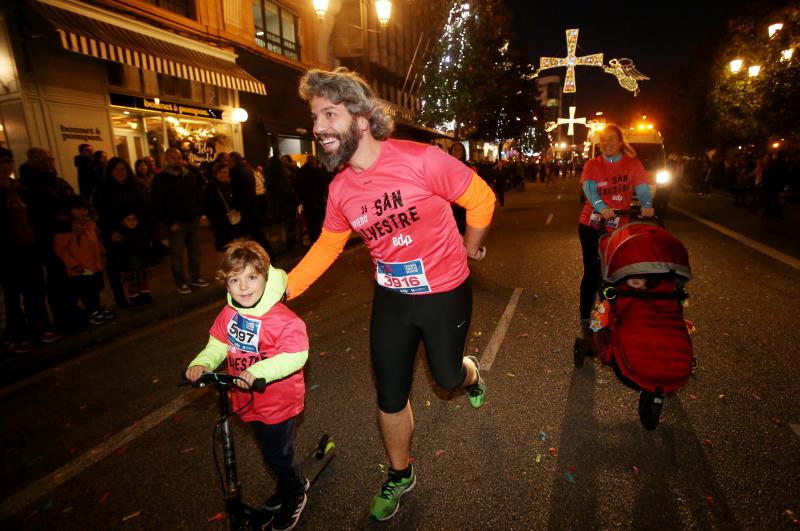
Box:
316 118 362 173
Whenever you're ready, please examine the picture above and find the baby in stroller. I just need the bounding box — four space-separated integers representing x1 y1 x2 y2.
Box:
574 220 694 430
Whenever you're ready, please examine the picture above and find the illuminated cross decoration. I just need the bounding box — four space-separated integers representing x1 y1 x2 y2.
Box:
539 28 603 93
557 106 586 136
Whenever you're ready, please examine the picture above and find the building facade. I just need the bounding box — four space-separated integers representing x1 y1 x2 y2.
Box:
0 0 449 187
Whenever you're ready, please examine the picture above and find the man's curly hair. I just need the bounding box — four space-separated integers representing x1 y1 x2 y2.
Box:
299 67 394 140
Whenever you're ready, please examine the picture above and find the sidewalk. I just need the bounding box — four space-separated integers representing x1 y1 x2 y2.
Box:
0 222 325 388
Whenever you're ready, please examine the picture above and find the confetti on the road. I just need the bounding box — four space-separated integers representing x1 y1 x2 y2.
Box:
704 438 714 448
785 509 799 526
378 464 386 473
62 507 73 513
425 400 431 407
152 378 159 384
180 447 195 454
565 471 576 483
435 449 445 458
752 392 762 400
535 453 542 463
319 351 327 356
705 496 714 507
506 372 516 378
99 491 110 504
538 431 546 441
718 394 726 401
688 394 698 400
672 488 683 501
173 415 183 423
772 417 786 426
568 465 577 474
345 347 351 352
308 384 319 391
789 424 800 437
122 511 141 522
207 512 225 522
79 404 88 410
632 466 640 475
549 447 558 457
517 333 529 338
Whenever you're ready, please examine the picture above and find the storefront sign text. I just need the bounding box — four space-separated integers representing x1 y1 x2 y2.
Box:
109 93 223 119
59 125 104 142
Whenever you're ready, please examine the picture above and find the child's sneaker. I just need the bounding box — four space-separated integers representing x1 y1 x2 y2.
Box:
192 278 209 288
263 478 310 511
272 492 307 531
177 284 192 295
89 311 106 326
369 465 416 521
465 355 486 408
100 308 116 321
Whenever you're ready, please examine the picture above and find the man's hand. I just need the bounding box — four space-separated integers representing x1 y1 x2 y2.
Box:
236 370 256 389
467 246 487 261
111 231 124 242
185 365 207 382
640 207 655 218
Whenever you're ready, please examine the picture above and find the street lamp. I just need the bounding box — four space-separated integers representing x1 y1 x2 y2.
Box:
375 0 392 27
781 48 794 62
729 59 743 73
768 23 783 38
312 0 329 19
748 65 761 77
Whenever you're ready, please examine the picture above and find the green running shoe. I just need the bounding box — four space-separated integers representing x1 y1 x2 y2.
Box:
465 355 486 408
369 466 416 521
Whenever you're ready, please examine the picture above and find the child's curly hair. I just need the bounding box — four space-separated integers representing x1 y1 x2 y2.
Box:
217 239 270 281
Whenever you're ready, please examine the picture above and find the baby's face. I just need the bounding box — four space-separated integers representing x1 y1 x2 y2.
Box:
122 215 138 229
625 278 647 289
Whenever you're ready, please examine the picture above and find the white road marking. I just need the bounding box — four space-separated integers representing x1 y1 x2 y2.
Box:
670 205 800 271
0 390 206 520
480 288 524 370
546 213 554 226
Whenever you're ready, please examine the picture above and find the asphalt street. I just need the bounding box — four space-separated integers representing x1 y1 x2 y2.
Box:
1 181 799 530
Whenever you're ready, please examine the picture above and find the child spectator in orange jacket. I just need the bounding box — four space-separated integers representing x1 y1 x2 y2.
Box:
53 196 116 325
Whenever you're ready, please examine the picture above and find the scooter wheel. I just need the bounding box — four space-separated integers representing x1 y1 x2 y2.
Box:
573 337 587 368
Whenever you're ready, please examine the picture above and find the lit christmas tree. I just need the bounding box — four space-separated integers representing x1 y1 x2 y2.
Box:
417 0 541 149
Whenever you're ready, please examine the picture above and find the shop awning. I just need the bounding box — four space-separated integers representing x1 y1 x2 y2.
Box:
32 0 267 95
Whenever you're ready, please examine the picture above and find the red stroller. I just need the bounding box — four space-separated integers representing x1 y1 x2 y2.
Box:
574 219 694 430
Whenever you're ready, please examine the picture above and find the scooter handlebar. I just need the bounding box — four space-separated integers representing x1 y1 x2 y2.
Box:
179 371 268 392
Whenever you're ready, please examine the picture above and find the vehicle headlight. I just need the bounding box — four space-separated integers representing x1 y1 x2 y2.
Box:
656 170 671 184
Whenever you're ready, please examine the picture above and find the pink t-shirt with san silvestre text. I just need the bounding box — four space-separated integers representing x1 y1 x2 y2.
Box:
324 139 473 295
579 155 648 229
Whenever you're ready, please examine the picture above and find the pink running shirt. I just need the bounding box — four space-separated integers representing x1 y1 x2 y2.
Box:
324 139 473 294
579 155 648 229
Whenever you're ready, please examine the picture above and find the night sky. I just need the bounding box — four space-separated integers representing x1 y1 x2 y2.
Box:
504 0 751 144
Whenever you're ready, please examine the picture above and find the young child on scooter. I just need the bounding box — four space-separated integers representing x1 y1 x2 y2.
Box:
185 239 309 531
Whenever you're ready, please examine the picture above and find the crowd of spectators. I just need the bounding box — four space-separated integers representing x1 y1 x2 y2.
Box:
0 142 330 355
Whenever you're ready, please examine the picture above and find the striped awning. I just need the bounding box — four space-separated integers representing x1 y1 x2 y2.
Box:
33 0 266 96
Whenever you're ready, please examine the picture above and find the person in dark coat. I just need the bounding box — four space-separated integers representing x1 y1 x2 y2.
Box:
229 152 272 254
294 155 327 244
75 143 96 199
204 162 244 252
93 157 150 307
150 148 207 294
0 147 59 352
19 147 84 334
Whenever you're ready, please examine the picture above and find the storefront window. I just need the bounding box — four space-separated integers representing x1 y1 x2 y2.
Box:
165 115 233 166
142 0 196 19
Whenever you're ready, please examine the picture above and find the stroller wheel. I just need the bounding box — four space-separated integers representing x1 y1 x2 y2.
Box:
573 337 587 368
638 390 664 430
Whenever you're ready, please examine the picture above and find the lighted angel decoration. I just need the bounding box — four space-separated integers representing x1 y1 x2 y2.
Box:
602 58 649 96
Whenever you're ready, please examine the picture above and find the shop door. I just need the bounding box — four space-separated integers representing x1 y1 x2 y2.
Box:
113 128 144 165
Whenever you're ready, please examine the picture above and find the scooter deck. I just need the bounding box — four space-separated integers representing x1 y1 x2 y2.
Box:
299 433 335 488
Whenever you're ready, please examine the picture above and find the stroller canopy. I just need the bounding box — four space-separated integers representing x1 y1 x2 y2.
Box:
600 222 692 284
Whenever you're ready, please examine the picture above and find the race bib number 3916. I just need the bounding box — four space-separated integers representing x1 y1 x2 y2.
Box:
376 258 431 294
227 313 261 353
